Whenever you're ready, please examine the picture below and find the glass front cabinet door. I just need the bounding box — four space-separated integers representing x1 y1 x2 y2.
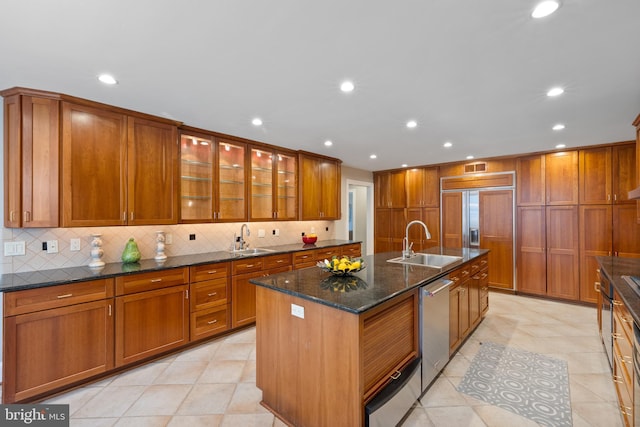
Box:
179 132 247 222
249 146 297 221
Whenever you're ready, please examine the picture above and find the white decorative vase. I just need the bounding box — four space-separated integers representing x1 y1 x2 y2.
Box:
89 233 105 268
154 231 167 262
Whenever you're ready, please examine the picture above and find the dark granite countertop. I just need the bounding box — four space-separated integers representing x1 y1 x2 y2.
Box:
0 239 358 293
597 256 640 325
250 247 489 314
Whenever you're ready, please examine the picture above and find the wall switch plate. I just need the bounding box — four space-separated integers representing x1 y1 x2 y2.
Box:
165 233 173 244
46 240 59 254
70 238 81 251
4 241 26 256
274 229 280 237
258 229 265 238
291 303 305 319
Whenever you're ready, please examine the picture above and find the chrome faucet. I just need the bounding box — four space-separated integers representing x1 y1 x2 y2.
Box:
239 223 250 250
402 220 431 259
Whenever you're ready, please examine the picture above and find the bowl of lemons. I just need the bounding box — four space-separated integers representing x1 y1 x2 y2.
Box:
317 256 366 276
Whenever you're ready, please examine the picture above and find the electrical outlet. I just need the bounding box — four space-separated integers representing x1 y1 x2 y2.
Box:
70 238 81 251
165 233 173 244
47 240 59 254
274 229 280 237
4 241 26 256
291 303 305 319
189 234 196 241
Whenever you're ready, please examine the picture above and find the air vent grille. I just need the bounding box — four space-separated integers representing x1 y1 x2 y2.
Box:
464 162 487 173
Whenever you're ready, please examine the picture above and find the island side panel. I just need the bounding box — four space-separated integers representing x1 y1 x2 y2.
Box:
256 286 362 427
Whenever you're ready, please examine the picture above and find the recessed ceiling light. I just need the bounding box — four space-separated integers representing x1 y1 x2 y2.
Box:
340 81 355 93
406 120 417 129
97 74 118 85
556 143 566 149
401 164 408 168
370 154 377 159
552 124 566 131
324 140 333 147
532 1 560 19
547 87 564 97
251 118 263 126
466 155 474 160
443 142 453 148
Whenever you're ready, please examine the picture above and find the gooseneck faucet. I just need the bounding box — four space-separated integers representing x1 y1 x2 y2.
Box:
239 223 250 250
402 220 432 259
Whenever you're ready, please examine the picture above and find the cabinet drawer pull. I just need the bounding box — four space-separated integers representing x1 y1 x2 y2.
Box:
57 293 73 299
108 304 112 316
150 278 163 283
390 370 401 380
621 405 632 416
24 211 31 222
613 300 623 306
276 260 284 263
480 260 487 265
613 374 624 384
594 282 601 292
207 319 218 325
207 292 218 297
207 270 218 274
480 273 488 279
246 264 255 268
622 355 633 364
612 333 624 340
622 316 632 323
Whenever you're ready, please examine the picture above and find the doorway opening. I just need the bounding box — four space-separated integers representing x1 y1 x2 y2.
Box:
346 179 374 255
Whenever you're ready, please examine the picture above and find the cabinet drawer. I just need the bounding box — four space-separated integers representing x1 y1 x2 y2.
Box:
190 304 229 340
293 250 317 269
116 268 189 295
613 293 633 339
190 278 228 311
4 279 114 316
315 247 340 262
341 243 361 257
262 253 292 270
190 262 230 283
232 259 264 275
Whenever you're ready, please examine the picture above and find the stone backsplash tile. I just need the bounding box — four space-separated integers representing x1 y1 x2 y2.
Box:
0 221 336 274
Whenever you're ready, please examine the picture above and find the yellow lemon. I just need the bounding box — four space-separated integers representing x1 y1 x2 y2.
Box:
338 262 347 271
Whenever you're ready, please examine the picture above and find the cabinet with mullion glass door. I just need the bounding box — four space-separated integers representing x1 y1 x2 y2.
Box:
217 139 247 221
179 132 214 222
250 146 297 220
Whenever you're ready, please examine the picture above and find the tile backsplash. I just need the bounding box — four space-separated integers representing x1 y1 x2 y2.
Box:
0 221 336 274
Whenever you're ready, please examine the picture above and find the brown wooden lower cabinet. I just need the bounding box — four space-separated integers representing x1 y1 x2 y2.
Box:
2 279 115 403
115 284 189 366
612 290 634 426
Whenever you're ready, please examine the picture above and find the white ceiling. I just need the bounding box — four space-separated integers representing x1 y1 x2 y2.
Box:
1 0 639 171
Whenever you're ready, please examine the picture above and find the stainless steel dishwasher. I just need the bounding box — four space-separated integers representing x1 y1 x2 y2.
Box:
421 278 453 391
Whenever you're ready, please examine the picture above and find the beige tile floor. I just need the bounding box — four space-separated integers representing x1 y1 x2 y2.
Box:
39 292 621 426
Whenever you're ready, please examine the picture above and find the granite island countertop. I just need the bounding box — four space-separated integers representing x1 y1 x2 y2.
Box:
250 247 489 314
597 256 640 325
0 239 358 293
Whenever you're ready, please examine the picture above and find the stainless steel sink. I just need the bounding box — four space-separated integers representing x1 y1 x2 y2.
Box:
228 248 275 256
386 253 462 269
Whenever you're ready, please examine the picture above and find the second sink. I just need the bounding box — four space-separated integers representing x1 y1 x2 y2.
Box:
387 253 462 269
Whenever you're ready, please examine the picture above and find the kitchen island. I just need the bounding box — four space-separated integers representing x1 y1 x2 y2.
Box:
250 247 488 427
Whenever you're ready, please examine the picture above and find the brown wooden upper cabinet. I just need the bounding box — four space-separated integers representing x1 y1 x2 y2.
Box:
179 130 248 223
2 88 60 228
61 102 179 226
579 143 635 205
375 170 406 208
249 145 297 221
298 152 341 220
545 151 578 205
405 167 439 208
516 155 545 206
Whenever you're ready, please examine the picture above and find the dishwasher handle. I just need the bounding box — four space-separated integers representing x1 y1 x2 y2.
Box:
423 279 454 297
